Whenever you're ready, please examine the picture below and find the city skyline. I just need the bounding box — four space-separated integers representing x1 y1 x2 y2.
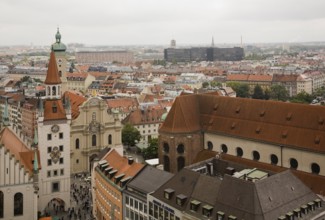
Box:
1 0 325 46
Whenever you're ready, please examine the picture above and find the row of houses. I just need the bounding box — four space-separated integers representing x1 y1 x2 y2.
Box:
91 148 325 220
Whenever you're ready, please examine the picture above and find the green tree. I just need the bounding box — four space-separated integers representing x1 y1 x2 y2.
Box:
210 81 222 88
270 84 289 101
227 82 250 98
252 85 265 99
141 138 158 160
291 91 313 104
122 123 141 147
202 82 209 88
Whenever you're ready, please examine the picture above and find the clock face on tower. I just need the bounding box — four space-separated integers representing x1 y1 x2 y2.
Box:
51 124 60 133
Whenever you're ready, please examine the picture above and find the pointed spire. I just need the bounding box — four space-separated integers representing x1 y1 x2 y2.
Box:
33 150 39 173
211 36 215 47
44 52 62 85
2 99 10 127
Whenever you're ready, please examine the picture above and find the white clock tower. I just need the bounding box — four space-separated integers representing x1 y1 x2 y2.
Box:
37 51 71 213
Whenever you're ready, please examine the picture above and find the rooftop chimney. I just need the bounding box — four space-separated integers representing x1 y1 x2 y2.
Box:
128 156 134 165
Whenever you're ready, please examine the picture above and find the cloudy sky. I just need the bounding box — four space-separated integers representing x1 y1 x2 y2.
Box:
1 0 325 46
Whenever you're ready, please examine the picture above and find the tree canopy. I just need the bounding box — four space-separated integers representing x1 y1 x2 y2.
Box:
227 82 250 98
270 84 289 101
252 85 265 99
141 138 158 160
122 123 141 147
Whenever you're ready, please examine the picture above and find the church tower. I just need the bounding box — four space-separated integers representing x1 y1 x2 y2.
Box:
37 52 71 213
51 28 68 93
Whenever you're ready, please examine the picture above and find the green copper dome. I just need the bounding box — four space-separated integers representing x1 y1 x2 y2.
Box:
51 28 66 52
161 112 168 121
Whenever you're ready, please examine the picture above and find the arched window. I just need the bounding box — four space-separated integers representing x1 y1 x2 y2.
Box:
207 141 213 150
164 155 170 172
252 151 260 161
75 138 80 149
92 135 96 147
0 191 3 218
311 163 320 174
236 147 243 157
177 144 184 154
270 154 278 165
177 157 185 171
47 86 50 96
163 142 169 153
108 134 112 145
221 144 228 153
290 158 298 169
14 192 23 216
52 86 56 96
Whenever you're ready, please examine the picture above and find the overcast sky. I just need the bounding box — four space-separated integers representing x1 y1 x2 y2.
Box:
1 0 325 46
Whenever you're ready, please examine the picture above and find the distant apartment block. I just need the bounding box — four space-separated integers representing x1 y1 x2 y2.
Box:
76 51 134 64
164 47 244 62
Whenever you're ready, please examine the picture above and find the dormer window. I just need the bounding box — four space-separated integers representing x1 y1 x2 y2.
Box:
217 211 225 220
176 194 187 206
52 102 57 113
202 205 213 217
164 188 174 200
190 200 201 212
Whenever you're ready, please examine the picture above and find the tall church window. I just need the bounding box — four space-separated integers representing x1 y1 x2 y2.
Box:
47 86 51 96
0 191 3 218
14 193 23 216
177 157 185 171
252 151 260 161
92 135 97 147
52 86 56 96
311 163 320 174
290 158 298 169
221 144 228 153
164 156 170 172
108 134 112 145
75 138 80 149
177 144 185 154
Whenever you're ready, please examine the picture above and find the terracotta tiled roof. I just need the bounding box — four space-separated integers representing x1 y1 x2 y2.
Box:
122 107 166 125
102 149 144 180
106 98 139 109
160 94 201 133
44 52 62 85
247 74 273 82
273 74 299 82
161 93 325 153
0 128 40 174
63 91 87 120
43 99 67 121
226 74 248 81
66 72 87 81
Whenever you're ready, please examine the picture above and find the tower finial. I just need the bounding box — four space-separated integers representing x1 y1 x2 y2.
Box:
55 27 61 43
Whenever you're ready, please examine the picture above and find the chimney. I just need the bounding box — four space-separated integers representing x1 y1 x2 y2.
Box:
206 162 213 176
128 156 134 165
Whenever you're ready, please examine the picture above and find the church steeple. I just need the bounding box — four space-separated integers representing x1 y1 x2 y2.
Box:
55 28 61 43
44 52 62 99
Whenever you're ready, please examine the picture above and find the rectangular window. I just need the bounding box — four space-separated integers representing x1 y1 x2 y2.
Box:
59 133 63 139
130 198 134 206
48 159 52 166
76 159 79 164
52 182 60 192
126 196 129 205
47 134 52 140
59 158 64 164
53 170 58 176
135 200 138 209
47 146 52 153
59 145 63 151
47 171 51 177
60 169 64 175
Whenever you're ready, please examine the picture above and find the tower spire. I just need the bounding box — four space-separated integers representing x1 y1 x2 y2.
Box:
211 36 215 47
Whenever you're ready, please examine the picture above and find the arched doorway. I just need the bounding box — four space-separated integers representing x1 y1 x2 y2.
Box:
43 198 66 217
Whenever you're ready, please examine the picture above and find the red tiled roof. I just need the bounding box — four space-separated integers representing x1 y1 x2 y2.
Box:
122 107 166 125
63 91 87 120
0 128 40 174
43 99 67 121
102 149 144 179
44 52 62 85
160 93 325 153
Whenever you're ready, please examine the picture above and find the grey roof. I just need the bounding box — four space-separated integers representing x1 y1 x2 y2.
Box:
127 166 174 194
150 168 200 211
